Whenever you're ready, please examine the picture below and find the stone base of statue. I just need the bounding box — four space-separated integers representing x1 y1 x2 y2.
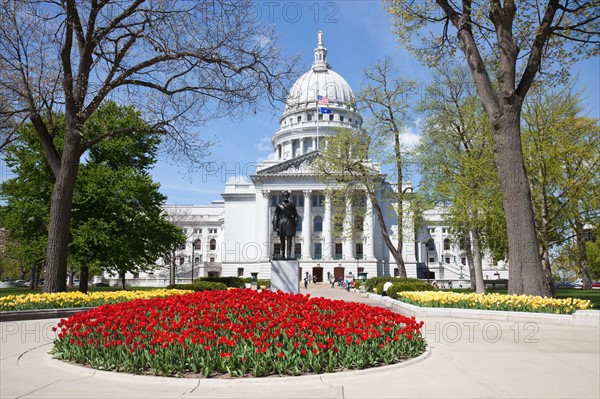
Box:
270 259 299 294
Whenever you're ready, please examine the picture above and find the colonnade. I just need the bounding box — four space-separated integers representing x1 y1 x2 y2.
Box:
258 189 375 261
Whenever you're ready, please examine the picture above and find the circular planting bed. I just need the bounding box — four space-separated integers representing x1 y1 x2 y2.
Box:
52 290 426 377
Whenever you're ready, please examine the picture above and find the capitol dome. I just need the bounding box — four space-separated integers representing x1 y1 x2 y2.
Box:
270 32 363 162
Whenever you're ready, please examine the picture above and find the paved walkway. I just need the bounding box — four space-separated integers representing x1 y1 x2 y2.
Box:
1 284 599 398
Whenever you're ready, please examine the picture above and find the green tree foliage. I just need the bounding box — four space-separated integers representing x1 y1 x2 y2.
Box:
357 58 419 277
417 65 506 293
522 85 600 290
0 0 296 292
0 103 184 292
385 0 599 296
312 128 402 272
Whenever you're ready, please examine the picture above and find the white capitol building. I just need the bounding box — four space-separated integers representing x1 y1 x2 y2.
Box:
108 34 508 286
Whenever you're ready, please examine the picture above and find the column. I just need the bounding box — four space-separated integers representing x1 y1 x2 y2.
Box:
364 194 375 260
302 190 312 260
343 196 353 259
201 228 209 277
256 189 271 262
323 192 333 260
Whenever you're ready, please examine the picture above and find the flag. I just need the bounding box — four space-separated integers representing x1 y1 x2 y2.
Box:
320 107 331 114
317 95 329 105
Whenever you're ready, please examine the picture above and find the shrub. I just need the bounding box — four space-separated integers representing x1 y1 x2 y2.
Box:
365 277 428 293
386 280 434 299
168 281 227 291
193 277 245 288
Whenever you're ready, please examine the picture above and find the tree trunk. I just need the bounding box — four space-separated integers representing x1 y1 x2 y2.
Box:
471 227 486 293
369 190 406 277
79 265 89 294
29 264 37 290
574 217 593 290
463 228 477 290
491 109 550 297
534 169 556 296
120 271 126 290
42 126 82 293
170 249 176 286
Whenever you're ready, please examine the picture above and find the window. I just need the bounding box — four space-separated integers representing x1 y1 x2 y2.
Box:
313 243 322 259
296 216 302 231
194 228 202 234
312 194 324 207
355 243 363 259
445 256 451 264
442 228 447 234
274 243 281 256
461 257 467 265
318 114 323 120
307 113 312 121
295 243 301 259
340 115 344 122
298 195 304 207
428 228 435 234
193 239 201 250
313 216 323 232
209 228 218 234
334 243 343 259
297 115 302 123
133 273 139 279
195 257 201 264
429 257 435 263
426 239 435 251
237 268 244 277
210 239 217 250
328 114 334 121
179 256 185 265
289 118 292 124
444 238 450 251
210 257 215 263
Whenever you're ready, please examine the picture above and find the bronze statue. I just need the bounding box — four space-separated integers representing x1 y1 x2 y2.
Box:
272 191 299 259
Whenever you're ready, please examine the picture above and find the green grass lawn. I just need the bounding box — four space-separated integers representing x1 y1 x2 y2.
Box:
444 288 600 309
0 286 159 298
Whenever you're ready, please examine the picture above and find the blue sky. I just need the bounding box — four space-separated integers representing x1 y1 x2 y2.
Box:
151 1 600 205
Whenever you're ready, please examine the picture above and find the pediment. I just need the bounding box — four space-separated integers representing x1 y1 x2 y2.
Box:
257 150 319 176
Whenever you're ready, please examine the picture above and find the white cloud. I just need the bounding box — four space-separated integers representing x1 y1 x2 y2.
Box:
256 152 275 164
400 120 422 149
255 136 273 152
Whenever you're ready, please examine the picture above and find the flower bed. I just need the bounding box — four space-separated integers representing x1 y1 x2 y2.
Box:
397 291 593 314
52 290 426 377
0 289 191 311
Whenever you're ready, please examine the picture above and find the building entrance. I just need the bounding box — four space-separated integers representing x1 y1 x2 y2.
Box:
312 266 323 282
333 266 345 282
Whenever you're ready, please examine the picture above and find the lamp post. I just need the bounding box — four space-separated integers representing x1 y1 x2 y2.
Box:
191 241 195 283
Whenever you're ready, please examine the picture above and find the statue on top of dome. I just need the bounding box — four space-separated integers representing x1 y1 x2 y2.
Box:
318 31 323 45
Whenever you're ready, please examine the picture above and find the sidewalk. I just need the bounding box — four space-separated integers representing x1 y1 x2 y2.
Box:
1 285 599 398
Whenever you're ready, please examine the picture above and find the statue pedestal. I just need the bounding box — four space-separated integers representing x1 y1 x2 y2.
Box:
270 259 299 294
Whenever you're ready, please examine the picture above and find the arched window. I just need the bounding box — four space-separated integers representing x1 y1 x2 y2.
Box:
443 238 451 251
314 215 323 232
194 239 202 250
210 239 217 251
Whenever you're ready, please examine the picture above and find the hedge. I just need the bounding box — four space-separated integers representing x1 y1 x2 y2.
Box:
386 280 434 299
192 277 245 288
168 281 228 291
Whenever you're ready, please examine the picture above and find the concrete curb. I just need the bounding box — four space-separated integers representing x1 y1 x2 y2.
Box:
0 307 95 322
369 294 600 328
44 345 432 383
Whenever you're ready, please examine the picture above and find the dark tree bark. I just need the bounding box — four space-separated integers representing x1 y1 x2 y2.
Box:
79 265 89 294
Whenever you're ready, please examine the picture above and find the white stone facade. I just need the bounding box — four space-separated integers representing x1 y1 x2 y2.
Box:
110 33 506 286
